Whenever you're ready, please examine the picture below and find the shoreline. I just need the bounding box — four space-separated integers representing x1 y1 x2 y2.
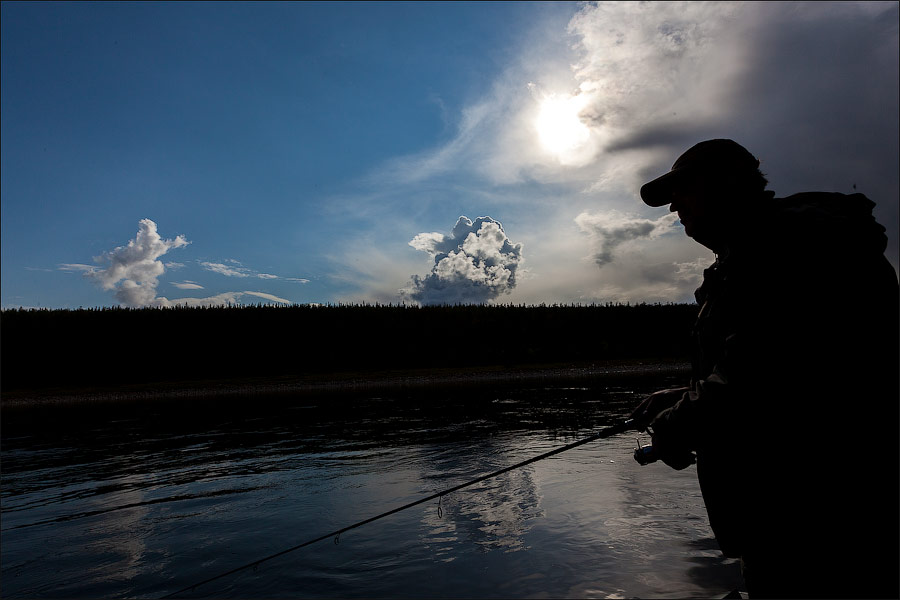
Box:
1 359 691 409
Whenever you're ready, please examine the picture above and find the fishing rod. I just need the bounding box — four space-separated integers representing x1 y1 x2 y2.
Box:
162 418 646 599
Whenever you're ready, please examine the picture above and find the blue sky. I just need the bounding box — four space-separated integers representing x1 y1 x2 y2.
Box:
3 2 898 308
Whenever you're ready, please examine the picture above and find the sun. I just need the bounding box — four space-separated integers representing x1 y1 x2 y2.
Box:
535 93 591 156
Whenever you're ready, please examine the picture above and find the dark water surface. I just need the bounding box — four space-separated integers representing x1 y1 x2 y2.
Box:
1 375 741 598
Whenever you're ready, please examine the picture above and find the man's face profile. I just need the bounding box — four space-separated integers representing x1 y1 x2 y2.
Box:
669 177 713 241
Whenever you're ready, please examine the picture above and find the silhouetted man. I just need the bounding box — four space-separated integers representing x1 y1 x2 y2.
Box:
631 139 899 598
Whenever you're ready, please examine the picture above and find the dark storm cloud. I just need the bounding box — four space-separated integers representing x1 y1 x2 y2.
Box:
723 2 900 250
604 122 703 155
570 2 898 268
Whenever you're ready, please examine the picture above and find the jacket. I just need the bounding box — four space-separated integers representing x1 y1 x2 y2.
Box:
650 191 899 559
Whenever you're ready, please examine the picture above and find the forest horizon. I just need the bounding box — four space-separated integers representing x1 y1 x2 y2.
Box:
2 303 697 397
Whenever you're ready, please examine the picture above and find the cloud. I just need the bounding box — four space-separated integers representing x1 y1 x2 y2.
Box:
75 219 293 307
153 291 292 308
84 218 189 307
201 261 251 278
567 2 745 153
58 263 96 272
566 2 899 238
200 261 305 283
402 216 523 305
672 258 707 288
323 1 898 304
242 291 292 304
365 22 589 190
376 102 496 186
575 211 678 267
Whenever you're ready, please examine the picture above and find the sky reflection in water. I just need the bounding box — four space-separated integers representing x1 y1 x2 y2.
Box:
1 378 741 598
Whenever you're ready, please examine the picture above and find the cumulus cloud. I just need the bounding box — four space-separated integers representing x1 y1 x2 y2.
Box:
84 219 189 307
575 211 678 267
402 216 523 305
74 219 294 307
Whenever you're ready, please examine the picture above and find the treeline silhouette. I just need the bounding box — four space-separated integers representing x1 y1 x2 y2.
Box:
1 303 697 394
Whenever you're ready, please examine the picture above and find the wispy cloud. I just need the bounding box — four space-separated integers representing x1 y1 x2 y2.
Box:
575 212 678 268
200 261 307 283
201 261 251 278
378 101 496 186
58 263 97 273
242 291 292 304
172 281 204 290
156 290 292 307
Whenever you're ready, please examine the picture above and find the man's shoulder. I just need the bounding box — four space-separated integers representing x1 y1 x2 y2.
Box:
768 191 887 255
775 191 876 214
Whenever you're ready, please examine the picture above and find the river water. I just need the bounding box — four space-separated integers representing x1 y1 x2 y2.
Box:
1 374 742 598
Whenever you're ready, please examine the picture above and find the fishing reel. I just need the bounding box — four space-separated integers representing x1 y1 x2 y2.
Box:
633 437 657 466
633 428 697 468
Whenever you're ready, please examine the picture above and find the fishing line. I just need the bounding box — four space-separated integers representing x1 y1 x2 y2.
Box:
161 418 638 599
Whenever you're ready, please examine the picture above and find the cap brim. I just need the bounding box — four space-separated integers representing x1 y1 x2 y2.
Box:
640 170 683 207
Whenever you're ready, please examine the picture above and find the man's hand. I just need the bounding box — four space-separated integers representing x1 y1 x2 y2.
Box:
630 387 689 429
631 387 696 470
648 416 696 470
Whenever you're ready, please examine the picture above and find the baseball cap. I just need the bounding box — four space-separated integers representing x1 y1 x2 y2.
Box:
640 139 761 207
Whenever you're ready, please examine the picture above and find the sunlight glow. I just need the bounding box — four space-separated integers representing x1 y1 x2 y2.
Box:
535 94 591 156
